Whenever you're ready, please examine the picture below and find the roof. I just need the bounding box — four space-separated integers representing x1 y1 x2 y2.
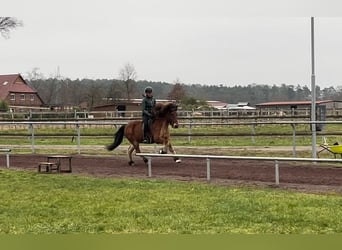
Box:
237 102 250 106
228 105 256 110
102 98 174 104
206 101 228 109
255 100 336 107
0 74 37 100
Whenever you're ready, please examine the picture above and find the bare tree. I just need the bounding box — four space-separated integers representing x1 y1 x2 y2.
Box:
26 67 45 81
119 63 137 100
85 81 106 111
0 17 23 38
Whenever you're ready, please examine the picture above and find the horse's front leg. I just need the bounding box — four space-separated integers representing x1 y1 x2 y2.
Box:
159 142 181 163
159 143 168 154
168 143 181 163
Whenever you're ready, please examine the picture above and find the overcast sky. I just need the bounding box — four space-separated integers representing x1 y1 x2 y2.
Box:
2 0 342 88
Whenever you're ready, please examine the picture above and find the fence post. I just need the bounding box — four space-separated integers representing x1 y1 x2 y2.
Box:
76 123 81 154
251 123 256 144
6 152 9 168
291 123 296 158
187 113 192 143
148 157 152 177
28 123 35 153
275 160 279 185
5 150 10 168
206 157 211 181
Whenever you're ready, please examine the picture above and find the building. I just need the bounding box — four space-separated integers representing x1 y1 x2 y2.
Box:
255 100 342 131
93 98 175 117
206 100 229 110
0 74 44 111
255 100 342 116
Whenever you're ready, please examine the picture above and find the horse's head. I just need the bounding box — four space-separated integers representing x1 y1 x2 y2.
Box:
153 102 179 128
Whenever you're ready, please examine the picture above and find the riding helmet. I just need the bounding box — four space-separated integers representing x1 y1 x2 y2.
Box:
144 86 153 93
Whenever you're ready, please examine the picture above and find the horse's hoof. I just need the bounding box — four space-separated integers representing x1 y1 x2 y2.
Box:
128 161 135 166
175 159 182 163
143 158 148 164
159 149 167 154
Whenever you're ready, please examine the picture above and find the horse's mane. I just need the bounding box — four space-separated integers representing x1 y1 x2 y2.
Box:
153 102 178 118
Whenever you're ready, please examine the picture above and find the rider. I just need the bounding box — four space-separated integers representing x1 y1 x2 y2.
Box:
141 86 156 143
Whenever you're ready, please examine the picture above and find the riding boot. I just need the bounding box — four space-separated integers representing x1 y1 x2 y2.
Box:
143 129 150 143
143 117 151 143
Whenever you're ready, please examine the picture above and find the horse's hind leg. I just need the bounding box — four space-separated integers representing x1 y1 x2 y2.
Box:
127 145 135 166
129 142 148 165
134 143 148 164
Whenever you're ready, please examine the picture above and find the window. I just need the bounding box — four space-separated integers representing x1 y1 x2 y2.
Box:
20 94 25 101
30 94 34 101
10 94 15 101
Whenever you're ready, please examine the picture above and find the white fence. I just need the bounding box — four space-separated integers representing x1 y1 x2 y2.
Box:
136 153 342 185
1 119 342 163
0 148 11 168
1 119 342 155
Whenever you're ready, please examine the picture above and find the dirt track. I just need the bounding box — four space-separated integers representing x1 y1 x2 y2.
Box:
1 151 342 194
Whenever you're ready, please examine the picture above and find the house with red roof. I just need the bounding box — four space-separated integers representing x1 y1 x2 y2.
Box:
0 74 44 111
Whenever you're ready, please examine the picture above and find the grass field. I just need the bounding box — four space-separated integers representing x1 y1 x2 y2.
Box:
0 169 341 234
0 123 338 157
1 124 341 234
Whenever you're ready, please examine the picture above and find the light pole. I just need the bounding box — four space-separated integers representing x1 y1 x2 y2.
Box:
311 17 317 158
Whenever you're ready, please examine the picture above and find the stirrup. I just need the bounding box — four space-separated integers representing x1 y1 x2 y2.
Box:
143 136 152 144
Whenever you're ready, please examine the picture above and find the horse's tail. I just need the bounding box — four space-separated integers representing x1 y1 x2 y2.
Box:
106 125 125 151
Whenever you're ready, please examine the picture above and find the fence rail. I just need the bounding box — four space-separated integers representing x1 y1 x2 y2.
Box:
2 108 342 122
1 108 342 120
0 119 342 155
136 153 342 185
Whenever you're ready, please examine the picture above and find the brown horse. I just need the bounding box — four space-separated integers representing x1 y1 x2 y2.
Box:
106 102 181 165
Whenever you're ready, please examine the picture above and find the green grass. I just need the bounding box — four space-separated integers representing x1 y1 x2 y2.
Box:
0 170 341 234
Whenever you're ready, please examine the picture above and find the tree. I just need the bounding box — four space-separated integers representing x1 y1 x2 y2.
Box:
119 63 137 100
167 78 186 102
85 80 104 111
0 100 9 112
107 79 125 100
180 97 210 111
26 67 45 81
0 17 23 38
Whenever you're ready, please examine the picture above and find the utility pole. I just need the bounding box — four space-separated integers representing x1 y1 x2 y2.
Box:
311 17 317 158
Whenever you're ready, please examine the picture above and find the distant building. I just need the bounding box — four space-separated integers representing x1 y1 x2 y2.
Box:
0 74 45 111
206 101 229 110
255 100 342 115
227 102 255 110
255 100 342 131
93 98 174 117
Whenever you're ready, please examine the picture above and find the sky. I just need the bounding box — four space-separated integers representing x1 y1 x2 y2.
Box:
2 0 342 88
